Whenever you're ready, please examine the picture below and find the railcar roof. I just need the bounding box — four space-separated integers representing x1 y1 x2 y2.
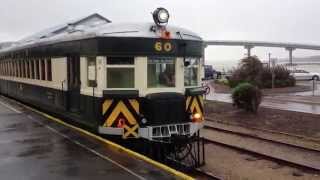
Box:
0 13 202 54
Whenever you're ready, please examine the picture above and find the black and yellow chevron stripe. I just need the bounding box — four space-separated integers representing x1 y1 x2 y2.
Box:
186 95 204 120
102 99 139 139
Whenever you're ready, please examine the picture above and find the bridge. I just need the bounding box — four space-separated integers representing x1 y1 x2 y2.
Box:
204 40 320 64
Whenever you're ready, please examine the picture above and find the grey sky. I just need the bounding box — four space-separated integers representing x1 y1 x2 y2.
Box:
1 0 320 67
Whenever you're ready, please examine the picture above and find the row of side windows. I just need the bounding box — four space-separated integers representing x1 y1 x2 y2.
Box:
0 58 52 81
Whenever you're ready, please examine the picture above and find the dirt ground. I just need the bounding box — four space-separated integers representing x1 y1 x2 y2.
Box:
205 101 320 140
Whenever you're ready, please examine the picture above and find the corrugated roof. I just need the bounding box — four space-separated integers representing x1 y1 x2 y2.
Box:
19 13 111 44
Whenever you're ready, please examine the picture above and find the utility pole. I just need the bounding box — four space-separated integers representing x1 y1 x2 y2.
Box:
268 53 271 68
270 58 277 89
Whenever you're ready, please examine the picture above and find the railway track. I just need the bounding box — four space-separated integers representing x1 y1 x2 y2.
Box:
203 125 320 172
206 118 320 146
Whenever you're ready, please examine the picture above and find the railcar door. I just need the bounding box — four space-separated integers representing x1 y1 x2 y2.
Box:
67 55 81 113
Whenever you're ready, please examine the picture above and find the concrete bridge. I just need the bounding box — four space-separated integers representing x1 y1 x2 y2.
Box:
205 40 320 64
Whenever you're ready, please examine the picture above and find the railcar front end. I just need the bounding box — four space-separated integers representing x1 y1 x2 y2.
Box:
0 8 206 168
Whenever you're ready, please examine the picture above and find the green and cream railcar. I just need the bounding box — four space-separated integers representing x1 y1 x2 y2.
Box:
0 10 205 144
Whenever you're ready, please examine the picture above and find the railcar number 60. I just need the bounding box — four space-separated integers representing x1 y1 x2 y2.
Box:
154 41 173 52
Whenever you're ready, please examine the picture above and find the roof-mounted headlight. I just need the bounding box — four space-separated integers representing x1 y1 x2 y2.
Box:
153 7 170 26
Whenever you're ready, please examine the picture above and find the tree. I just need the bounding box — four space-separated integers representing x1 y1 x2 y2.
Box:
228 56 263 88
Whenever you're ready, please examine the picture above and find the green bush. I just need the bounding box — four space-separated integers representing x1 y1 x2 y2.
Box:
232 82 262 113
228 56 296 89
260 65 296 88
260 67 272 88
214 78 229 86
228 68 246 88
228 56 263 88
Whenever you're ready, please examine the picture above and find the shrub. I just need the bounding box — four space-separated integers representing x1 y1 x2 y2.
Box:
260 65 296 88
228 55 296 89
232 82 262 113
228 56 263 88
214 78 229 86
260 67 272 88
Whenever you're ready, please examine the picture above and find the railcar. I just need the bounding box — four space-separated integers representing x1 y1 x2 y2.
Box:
0 8 206 167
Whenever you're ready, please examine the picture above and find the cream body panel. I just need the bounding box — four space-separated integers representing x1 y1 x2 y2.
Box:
52 57 68 90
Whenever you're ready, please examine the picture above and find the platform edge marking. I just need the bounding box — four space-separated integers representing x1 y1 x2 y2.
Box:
25 115 146 180
10 98 194 180
0 100 22 113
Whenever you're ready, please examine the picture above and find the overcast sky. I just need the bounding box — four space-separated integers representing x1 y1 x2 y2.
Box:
1 0 320 68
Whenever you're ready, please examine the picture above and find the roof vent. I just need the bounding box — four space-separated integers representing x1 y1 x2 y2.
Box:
67 23 76 33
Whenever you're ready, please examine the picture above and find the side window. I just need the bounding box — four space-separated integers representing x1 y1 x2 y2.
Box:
40 59 45 80
6 61 8 76
46 58 52 81
106 57 135 88
21 60 25 78
16 61 18 77
31 60 35 79
29 60 33 79
11 61 13 76
29 60 32 79
6 61 9 76
87 57 97 87
7 61 10 76
8 61 11 76
18 59 22 78
26 60 30 79
14 61 17 77
35 60 40 80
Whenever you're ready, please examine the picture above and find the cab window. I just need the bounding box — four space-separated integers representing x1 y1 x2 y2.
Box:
147 57 175 88
184 58 199 86
106 57 135 88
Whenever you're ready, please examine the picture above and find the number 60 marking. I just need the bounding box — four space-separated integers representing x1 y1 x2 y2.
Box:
155 42 173 52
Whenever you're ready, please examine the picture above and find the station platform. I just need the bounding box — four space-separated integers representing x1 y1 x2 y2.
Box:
0 96 183 180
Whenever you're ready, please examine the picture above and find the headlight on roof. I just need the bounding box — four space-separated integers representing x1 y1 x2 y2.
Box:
153 7 170 26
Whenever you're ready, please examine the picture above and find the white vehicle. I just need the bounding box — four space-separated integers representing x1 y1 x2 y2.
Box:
290 69 320 81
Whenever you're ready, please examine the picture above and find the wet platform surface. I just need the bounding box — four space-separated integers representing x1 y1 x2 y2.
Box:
0 96 175 180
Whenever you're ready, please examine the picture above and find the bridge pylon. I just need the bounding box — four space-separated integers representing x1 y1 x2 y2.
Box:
244 45 254 57
285 47 296 65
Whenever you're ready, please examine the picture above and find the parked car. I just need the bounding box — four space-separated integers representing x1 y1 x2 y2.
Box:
204 65 215 79
290 69 320 81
